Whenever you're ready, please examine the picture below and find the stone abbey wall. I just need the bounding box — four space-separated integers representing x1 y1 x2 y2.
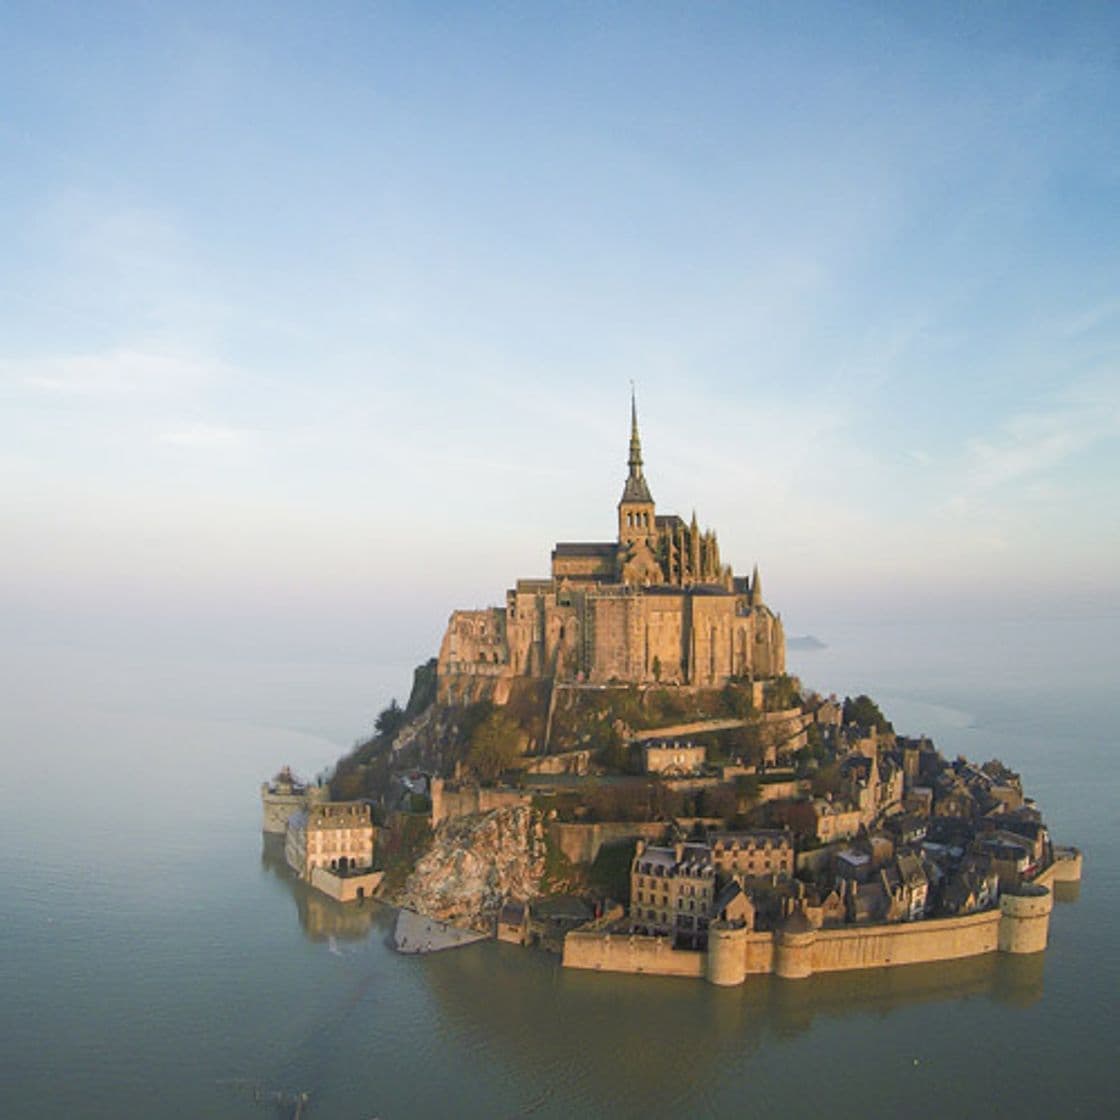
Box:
439 588 786 697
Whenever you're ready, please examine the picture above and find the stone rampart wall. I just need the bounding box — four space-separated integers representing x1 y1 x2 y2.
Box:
430 780 531 827
260 785 327 834
548 821 668 865
310 867 384 902
522 749 591 776
630 718 749 742
808 911 1001 973
562 902 1045 982
563 931 705 978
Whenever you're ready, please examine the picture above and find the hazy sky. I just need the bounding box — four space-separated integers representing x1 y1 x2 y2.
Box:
3 2 1118 664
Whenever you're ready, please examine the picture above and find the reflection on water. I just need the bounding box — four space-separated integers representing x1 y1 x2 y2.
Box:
2 633 1111 1120
421 938 1043 1061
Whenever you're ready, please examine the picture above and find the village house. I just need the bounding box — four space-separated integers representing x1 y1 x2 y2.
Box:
630 841 716 948
708 830 794 880
643 740 707 776
778 796 863 844
285 801 375 880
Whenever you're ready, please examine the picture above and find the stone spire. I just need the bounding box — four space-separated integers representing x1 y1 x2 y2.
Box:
620 387 653 504
628 386 642 476
752 563 763 605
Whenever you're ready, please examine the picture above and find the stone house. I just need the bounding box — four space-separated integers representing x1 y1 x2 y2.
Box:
779 797 863 844
708 830 794 880
942 857 999 915
285 801 375 881
630 841 716 948
496 901 529 946
643 741 707 776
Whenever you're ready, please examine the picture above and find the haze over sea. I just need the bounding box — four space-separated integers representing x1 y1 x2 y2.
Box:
2 610 1114 1119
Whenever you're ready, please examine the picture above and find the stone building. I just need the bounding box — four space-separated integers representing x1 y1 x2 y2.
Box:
778 796 863 844
642 741 707 776
285 801 375 880
437 396 786 703
631 841 716 948
260 766 328 834
708 830 794 880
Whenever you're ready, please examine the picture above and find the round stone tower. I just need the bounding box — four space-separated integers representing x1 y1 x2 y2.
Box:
706 921 748 987
998 884 1053 955
774 909 816 980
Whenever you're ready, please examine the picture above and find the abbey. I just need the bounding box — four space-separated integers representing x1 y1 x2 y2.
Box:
437 398 785 703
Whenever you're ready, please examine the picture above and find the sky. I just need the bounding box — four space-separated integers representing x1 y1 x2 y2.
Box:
2 1 1118 673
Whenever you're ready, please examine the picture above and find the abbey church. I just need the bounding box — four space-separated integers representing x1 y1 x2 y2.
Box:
437 398 785 703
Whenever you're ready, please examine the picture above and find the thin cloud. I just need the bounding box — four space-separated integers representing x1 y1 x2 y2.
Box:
947 390 1119 511
14 349 223 400
157 424 256 448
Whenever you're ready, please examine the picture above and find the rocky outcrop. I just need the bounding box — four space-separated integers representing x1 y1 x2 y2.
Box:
392 805 546 932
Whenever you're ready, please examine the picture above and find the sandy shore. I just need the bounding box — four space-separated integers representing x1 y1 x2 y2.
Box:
393 909 488 954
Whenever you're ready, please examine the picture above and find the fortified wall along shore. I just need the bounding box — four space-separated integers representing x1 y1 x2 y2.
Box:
562 852 1082 986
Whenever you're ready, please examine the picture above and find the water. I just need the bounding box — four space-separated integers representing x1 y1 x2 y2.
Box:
1 618 1115 1118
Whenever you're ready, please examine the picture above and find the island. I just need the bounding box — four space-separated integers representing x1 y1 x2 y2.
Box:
262 396 1081 985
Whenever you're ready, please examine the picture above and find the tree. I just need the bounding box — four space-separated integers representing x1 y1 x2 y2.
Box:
375 699 406 739
842 694 893 733
735 772 762 802
767 674 802 711
651 655 662 682
467 711 521 782
599 723 630 773
721 681 754 719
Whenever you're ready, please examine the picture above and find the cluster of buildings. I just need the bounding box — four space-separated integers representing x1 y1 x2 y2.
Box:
629 832 793 947
615 718 1059 950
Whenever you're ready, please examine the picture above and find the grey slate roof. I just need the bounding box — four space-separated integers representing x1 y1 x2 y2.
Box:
552 542 618 557
620 473 653 503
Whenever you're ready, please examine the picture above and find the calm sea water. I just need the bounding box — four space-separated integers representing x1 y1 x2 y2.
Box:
1 616 1115 1119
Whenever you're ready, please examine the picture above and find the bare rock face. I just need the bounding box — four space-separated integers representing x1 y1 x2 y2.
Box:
394 805 546 932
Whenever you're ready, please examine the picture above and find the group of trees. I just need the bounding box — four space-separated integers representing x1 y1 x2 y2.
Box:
842 694 893 733
466 710 522 781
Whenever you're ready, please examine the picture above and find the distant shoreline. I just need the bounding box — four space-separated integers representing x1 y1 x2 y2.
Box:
787 634 828 651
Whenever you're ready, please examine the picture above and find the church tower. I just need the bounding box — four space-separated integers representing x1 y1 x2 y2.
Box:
618 390 655 547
